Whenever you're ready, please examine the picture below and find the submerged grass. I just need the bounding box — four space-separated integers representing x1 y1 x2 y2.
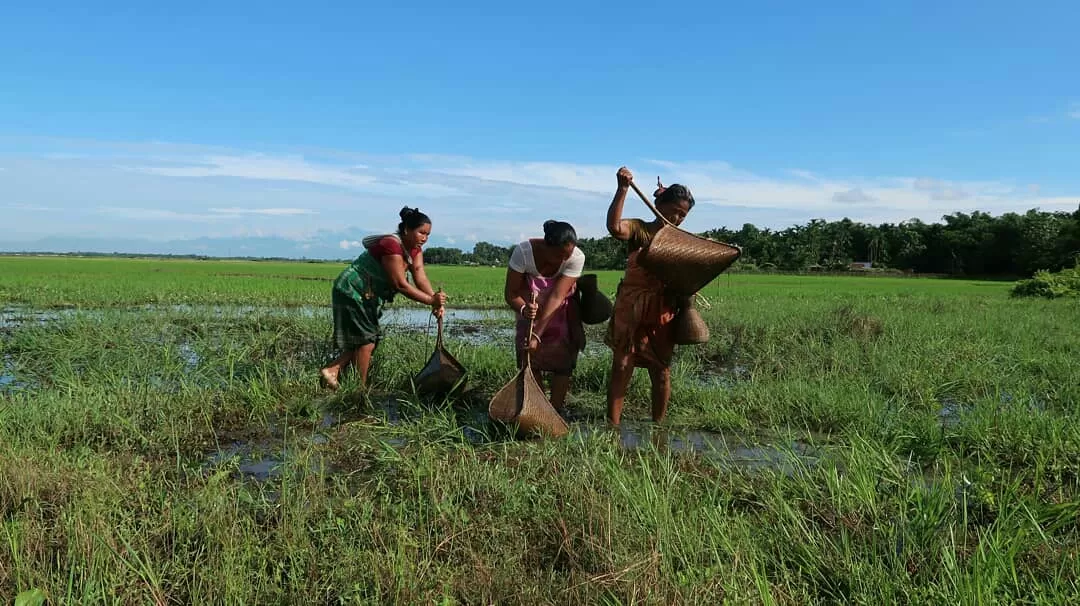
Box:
1 256 1079 602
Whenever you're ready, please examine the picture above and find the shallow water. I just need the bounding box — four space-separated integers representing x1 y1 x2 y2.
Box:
694 365 751 388
207 394 819 482
0 307 69 329
381 307 510 327
205 437 331 481
573 421 817 469
0 355 29 394
178 342 200 372
938 398 965 427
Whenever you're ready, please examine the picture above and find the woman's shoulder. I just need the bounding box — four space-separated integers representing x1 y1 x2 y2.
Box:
625 218 654 247
368 235 406 259
508 241 527 272
561 247 586 277
378 235 404 250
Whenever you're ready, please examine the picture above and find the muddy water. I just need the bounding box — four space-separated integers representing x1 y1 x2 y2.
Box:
0 307 69 329
694 365 751 388
380 307 516 346
573 421 817 470
206 438 331 481
178 342 200 372
0 305 783 475
206 394 818 481
1 355 22 393
0 354 32 394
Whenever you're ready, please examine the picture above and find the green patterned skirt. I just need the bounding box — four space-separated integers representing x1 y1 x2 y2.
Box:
331 288 383 350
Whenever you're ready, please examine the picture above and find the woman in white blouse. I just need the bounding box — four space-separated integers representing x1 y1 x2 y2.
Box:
503 220 586 413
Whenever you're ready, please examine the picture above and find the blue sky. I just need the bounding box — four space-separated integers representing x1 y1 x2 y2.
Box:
2 1 1079 255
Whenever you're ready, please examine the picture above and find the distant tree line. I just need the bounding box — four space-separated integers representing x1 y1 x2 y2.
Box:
9 205 1078 278
426 206 1080 277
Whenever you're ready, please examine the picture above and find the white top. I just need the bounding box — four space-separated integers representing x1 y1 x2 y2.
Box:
508 240 585 278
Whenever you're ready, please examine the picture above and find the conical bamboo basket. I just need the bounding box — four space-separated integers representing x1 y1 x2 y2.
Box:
413 314 467 395
487 292 569 438
629 181 741 297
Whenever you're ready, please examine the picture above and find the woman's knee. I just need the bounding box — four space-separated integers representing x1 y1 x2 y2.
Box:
610 352 633 373
648 365 671 381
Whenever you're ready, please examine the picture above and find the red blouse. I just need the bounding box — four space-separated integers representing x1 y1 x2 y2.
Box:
367 236 420 264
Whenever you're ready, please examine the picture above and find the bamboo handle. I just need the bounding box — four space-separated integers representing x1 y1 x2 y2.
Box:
524 290 538 368
628 179 675 228
434 286 445 348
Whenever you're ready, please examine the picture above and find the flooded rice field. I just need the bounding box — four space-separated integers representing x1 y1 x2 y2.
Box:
4 261 1079 603
3 303 817 483
203 394 822 483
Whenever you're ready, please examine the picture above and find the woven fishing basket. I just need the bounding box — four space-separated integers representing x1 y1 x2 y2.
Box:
487 365 569 438
487 292 569 438
638 226 741 297
413 316 467 395
629 180 741 297
671 303 710 345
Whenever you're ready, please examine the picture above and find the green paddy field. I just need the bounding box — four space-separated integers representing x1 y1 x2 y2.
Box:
1 255 1078 604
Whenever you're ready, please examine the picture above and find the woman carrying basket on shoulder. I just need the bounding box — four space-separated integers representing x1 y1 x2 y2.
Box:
319 207 448 390
503 220 586 414
604 166 695 425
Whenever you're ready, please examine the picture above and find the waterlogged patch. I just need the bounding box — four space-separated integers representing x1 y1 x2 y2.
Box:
937 397 969 427
205 437 332 481
381 307 517 345
178 341 200 372
938 393 1048 428
695 364 751 388
381 307 510 327
0 354 30 394
574 421 819 472
0 306 68 329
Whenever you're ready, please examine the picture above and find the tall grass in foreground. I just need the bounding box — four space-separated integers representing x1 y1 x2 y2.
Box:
1 261 1079 603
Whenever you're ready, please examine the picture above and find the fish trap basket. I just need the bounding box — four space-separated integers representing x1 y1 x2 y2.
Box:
413 317 467 395
488 369 569 438
638 226 742 297
576 273 612 325
672 302 710 345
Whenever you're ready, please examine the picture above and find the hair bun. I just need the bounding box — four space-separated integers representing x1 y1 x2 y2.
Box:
399 206 420 220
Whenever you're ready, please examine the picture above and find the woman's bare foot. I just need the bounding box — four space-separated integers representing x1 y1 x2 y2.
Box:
319 367 340 391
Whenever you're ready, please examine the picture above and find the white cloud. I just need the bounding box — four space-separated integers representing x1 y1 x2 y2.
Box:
209 207 317 216
832 188 876 203
120 154 380 190
912 177 969 201
95 206 317 221
97 206 238 222
5 137 1079 248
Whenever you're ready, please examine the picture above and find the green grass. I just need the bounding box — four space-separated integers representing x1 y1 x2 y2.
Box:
2 255 1079 603
0 255 1003 309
